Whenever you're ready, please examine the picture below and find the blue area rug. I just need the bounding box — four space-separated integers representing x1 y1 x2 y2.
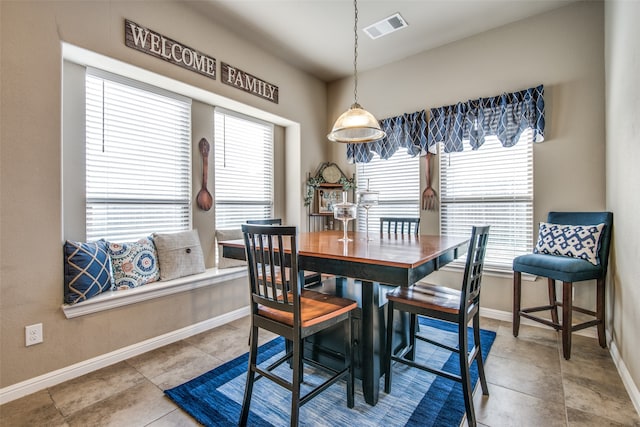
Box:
165 317 496 427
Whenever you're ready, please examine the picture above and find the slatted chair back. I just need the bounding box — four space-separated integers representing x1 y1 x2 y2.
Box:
461 225 491 319
246 218 283 225
246 219 322 289
242 224 301 319
380 217 421 235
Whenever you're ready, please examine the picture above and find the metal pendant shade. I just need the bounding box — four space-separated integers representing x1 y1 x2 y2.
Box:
328 0 385 144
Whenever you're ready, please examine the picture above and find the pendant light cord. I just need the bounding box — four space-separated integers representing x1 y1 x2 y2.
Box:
353 0 359 106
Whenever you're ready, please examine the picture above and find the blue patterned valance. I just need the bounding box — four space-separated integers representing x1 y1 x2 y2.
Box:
347 110 428 164
427 85 545 153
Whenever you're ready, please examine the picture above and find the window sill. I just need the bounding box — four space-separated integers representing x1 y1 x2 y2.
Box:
62 267 247 319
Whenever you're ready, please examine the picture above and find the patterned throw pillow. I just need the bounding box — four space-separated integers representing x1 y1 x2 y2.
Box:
107 237 160 289
534 222 605 265
64 239 112 304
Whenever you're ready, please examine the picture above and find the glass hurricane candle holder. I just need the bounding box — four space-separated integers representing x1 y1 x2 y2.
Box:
358 179 379 241
333 191 357 242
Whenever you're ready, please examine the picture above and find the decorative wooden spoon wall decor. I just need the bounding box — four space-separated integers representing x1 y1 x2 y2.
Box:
196 138 213 211
421 152 438 211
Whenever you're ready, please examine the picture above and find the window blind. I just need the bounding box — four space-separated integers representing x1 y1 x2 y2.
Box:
214 109 274 229
439 130 534 272
85 69 192 242
355 149 420 232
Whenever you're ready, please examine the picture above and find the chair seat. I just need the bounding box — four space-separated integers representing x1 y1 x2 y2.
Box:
513 253 602 283
259 289 357 328
386 283 461 315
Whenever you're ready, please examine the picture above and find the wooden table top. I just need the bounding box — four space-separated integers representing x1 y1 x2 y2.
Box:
222 230 469 270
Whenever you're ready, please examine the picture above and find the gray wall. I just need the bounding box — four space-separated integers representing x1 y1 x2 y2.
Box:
327 0 639 399
605 0 640 404
329 1 606 314
0 0 327 389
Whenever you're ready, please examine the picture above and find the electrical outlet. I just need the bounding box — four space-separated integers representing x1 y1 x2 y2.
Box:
25 323 43 346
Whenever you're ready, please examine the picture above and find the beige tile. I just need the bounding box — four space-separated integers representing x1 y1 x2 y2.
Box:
0 390 68 427
489 333 561 371
561 333 612 369
567 407 640 427
126 340 221 390
186 322 275 362
562 370 640 425
497 321 559 348
146 408 201 427
49 361 145 417
484 353 565 403
473 383 567 427
226 315 251 330
65 380 175 427
478 316 501 332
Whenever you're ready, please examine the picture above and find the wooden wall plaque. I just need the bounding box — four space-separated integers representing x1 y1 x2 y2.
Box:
125 19 216 80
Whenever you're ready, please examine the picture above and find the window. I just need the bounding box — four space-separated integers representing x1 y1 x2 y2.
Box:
85 69 192 242
214 109 274 229
356 149 420 232
439 130 534 272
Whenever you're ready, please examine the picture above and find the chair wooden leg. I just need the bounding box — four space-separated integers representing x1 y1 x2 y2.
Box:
384 301 395 394
458 317 476 427
240 324 259 426
473 313 489 396
562 281 573 360
513 272 522 337
290 337 302 427
597 277 606 348
407 313 418 361
547 278 559 325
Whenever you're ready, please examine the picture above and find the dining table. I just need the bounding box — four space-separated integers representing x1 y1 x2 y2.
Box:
221 229 469 406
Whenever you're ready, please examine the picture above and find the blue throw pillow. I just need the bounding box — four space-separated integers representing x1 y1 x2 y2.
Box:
64 239 112 304
533 222 605 265
107 237 160 289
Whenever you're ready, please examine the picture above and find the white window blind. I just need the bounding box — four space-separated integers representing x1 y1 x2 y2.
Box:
214 109 274 229
355 149 420 232
85 69 192 242
439 130 534 272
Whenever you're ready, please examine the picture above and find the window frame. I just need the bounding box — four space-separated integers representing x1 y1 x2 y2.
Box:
84 68 193 243
438 132 534 273
213 108 275 230
355 149 421 233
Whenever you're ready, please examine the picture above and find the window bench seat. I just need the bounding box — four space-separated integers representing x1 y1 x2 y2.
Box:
62 266 247 319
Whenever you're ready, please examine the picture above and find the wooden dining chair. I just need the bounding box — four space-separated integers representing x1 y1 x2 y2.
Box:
380 217 420 235
384 225 490 427
239 224 357 427
513 211 613 359
246 219 322 287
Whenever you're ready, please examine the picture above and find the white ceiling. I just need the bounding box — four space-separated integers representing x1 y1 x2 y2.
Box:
182 0 578 82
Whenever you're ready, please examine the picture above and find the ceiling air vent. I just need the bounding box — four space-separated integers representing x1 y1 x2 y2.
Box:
363 13 408 40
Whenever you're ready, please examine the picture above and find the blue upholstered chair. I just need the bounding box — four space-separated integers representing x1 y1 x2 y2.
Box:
513 212 613 359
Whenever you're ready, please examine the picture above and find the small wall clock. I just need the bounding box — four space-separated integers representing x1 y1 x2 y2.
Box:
321 164 342 184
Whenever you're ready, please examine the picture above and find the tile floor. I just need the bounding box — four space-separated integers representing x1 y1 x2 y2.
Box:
1 316 638 426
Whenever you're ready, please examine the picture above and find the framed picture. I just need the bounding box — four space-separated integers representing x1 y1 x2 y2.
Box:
317 189 341 213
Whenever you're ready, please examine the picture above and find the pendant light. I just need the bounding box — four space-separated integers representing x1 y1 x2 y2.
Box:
327 0 386 144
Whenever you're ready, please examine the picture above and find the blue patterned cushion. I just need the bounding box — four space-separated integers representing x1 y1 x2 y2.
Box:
533 222 605 265
64 239 112 304
108 237 160 289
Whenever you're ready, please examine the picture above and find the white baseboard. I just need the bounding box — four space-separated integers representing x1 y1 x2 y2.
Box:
608 336 640 415
480 307 640 416
0 306 250 405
